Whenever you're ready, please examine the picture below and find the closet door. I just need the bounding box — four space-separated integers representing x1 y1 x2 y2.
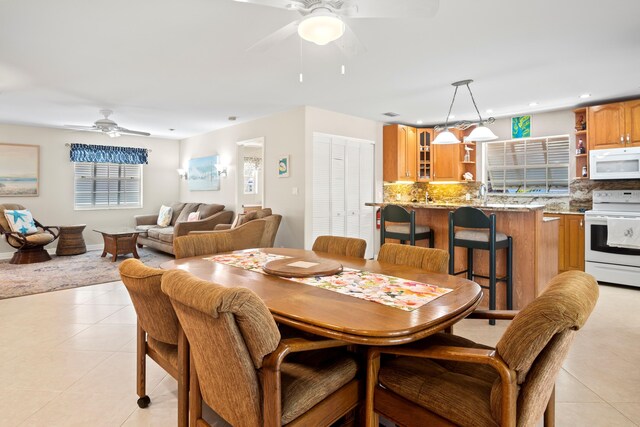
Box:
345 141 361 238
359 143 375 259
312 136 332 243
330 139 346 236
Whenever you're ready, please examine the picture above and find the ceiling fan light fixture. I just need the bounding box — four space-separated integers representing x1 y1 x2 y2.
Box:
468 123 498 142
107 130 121 138
297 12 345 46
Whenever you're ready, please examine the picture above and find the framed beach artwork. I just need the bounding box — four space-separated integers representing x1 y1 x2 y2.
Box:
278 155 289 178
0 143 39 197
188 155 220 191
512 115 531 138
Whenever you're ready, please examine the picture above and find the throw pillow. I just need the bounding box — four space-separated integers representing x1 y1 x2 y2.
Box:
157 205 173 227
231 211 258 228
4 209 38 235
187 212 200 222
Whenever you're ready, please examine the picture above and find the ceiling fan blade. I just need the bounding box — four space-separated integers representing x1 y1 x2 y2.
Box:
117 127 151 137
247 19 301 52
232 0 305 11
64 125 99 131
341 0 439 18
335 24 366 58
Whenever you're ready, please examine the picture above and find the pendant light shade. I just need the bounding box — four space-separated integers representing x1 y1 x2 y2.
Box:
298 12 345 46
433 129 460 144
467 124 498 142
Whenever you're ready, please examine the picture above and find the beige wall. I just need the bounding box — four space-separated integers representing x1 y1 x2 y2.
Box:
179 108 306 248
0 124 180 257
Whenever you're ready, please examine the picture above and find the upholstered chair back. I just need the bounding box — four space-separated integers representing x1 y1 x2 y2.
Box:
119 259 179 345
161 270 281 426
259 214 282 248
312 235 367 258
377 243 449 274
493 270 599 425
173 219 266 259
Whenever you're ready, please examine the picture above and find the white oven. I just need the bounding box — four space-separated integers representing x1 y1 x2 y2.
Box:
590 147 640 180
585 190 640 288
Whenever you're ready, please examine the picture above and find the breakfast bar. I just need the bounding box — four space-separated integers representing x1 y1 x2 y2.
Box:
368 202 559 309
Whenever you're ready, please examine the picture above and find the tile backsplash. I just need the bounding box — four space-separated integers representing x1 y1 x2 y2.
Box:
383 179 640 212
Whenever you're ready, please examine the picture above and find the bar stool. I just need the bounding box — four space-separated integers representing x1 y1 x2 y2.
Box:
448 207 513 324
380 205 434 247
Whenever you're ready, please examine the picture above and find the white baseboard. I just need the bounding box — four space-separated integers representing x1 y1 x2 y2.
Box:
1 244 104 260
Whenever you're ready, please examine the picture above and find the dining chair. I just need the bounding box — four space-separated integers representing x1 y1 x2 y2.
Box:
365 270 599 427
312 235 367 258
173 219 266 258
161 269 361 427
118 259 189 427
377 243 449 274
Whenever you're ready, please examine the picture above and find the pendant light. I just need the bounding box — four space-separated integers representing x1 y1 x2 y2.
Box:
433 80 498 144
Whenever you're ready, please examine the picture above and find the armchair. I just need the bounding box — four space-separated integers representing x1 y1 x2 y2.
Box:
0 203 59 264
214 207 282 247
365 270 599 427
161 269 361 427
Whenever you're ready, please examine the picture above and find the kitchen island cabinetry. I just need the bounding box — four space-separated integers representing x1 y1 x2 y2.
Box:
544 213 585 272
369 202 558 309
383 124 417 181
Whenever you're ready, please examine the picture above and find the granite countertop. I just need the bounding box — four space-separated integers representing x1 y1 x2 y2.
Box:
365 201 545 212
542 209 585 216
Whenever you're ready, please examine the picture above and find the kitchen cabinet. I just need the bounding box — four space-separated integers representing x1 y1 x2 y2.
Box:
588 100 640 150
432 128 471 181
416 129 433 182
383 124 417 181
544 213 584 272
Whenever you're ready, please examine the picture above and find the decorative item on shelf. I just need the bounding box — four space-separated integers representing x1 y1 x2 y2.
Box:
463 172 474 181
576 139 586 155
433 79 498 144
278 155 290 178
575 114 586 131
582 166 588 177
463 145 473 162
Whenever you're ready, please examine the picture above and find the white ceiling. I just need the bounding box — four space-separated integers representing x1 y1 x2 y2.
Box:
1 0 639 140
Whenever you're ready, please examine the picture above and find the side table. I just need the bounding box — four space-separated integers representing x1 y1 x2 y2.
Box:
56 224 87 256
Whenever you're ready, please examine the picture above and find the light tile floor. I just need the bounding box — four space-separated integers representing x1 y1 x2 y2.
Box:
0 281 638 426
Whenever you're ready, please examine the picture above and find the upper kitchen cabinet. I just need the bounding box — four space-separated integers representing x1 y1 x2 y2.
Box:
383 124 417 181
416 128 433 182
432 128 471 181
588 100 640 149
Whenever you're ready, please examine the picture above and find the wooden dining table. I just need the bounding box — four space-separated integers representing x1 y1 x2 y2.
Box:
161 248 483 346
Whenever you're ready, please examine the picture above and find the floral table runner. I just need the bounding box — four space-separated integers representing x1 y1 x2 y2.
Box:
206 250 453 312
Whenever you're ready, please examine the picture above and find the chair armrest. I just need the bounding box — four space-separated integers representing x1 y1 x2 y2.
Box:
135 214 159 226
174 210 234 237
260 337 351 427
468 310 519 320
214 223 232 231
34 219 59 239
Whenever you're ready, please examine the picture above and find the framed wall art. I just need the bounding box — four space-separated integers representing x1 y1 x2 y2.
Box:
512 115 531 138
0 143 39 196
188 155 220 191
278 155 289 178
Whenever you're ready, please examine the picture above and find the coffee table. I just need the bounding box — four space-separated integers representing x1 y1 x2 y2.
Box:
93 228 140 262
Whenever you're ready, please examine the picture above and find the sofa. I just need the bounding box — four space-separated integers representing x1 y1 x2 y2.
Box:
214 207 282 248
135 202 233 255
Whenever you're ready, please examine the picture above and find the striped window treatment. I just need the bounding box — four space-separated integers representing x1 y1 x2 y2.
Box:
69 143 148 164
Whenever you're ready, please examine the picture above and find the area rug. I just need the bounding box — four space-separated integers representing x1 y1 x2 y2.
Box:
0 248 174 299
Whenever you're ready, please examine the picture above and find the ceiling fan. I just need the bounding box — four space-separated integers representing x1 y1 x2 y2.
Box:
65 110 151 138
235 0 440 53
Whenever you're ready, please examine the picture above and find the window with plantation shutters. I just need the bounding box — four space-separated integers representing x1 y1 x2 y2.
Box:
74 162 142 209
484 135 570 195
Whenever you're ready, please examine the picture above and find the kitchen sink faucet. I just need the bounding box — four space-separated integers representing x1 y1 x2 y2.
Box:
478 183 488 205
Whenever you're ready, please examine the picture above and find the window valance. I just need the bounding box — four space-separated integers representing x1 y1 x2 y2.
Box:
69 143 148 164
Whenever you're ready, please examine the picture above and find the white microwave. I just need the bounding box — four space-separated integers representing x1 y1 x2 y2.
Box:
589 147 640 180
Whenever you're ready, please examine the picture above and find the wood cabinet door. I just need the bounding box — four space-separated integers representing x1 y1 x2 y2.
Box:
564 215 585 271
588 103 626 149
624 100 640 146
432 144 459 181
405 126 417 181
416 129 433 181
545 214 565 272
397 125 408 179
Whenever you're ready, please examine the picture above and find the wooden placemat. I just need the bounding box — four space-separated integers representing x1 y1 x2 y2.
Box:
263 257 343 278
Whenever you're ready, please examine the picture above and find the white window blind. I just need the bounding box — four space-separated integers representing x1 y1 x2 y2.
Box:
484 135 570 195
74 162 142 209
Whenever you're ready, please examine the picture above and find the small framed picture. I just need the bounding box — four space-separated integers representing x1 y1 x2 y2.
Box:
278 155 289 178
